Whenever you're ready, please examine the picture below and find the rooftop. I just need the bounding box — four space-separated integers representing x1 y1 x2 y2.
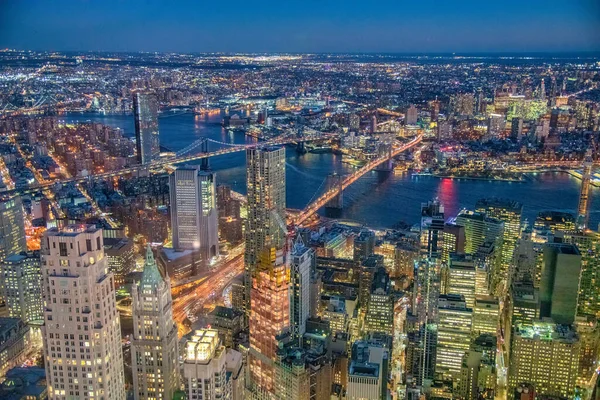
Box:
0 367 46 400
476 198 523 212
515 321 578 342
45 224 99 237
209 305 243 320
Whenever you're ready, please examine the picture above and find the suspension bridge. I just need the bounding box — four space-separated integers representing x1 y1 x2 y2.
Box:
6 127 423 228
292 134 423 226
6 131 338 195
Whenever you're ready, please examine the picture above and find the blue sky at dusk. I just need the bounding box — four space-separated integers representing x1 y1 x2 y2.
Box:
1 0 599 53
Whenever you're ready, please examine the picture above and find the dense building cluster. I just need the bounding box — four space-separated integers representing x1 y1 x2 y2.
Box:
0 51 598 399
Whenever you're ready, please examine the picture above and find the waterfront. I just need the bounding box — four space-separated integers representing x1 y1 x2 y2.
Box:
64 111 600 229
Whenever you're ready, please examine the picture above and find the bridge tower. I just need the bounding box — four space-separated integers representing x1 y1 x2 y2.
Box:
296 127 306 154
375 142 393 172
325 173 343 216
200 138 210 171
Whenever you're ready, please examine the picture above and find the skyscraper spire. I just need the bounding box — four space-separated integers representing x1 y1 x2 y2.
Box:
140 244 163 288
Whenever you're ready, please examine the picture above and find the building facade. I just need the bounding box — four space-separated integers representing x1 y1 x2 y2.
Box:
183 329 230 400
41 225 125 399
131 246 179 400
169 168 219 264
290 236 314 344
0 252 43 324
248 246 291 395
133 91 160 164
244 146 286 316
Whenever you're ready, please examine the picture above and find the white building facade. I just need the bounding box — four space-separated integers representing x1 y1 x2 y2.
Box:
41 225 125 400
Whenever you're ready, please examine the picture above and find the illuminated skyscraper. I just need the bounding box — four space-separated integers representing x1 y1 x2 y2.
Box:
566 231 600 317
0 196 27 262
131 246 179 400
420 199 445 258
534 211 576 234
248 245 290 395
133 91 161 164
409 199 445 385
364 267 394 335
508 280 540 328
458 335 497 400
476 198 522 294
576 151 593 231
41 225 125 400
170 167 219 264
435 294 473 381
447 253 477 309
472 295 499 337
347 341 389 400
244 146 286 316
0 251 43 324
441 221 466 264
290 236 314 344
183 329 230 400
455 210 504 292
508 321 580 399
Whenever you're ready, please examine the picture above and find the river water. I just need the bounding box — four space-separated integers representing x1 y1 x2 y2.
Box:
63 111 600 230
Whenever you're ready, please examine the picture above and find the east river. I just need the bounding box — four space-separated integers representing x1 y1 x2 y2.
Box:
64 111 600 229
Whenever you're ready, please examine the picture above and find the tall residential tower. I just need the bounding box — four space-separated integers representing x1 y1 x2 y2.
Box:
41 225 125 400
133 91 161 164
244 146 286 316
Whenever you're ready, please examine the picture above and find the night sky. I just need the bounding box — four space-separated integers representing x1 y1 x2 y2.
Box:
1 0 600 53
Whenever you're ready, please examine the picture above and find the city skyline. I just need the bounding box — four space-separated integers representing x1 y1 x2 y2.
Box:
0 22 599 399
1 0 600 53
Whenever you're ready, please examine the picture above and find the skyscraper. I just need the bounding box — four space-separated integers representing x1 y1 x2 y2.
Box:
41 225 125 400
248 245 290 395
131 246 179 400
290 236 314 345
133 91 161 164
455 210 504 292
447 253 477 309
409 199 445 386
472 295 499 337
420 199 445 258
509 321 580 399
364 267 394 335
0 196 27 262
540 243 582 325
568 231 600 317
347 341 389 400
0 251 43 324
435 294 473 381
576 151 593 231
475 198 523 294
354 230 375 262
183 329 230 400
244 145 286 316
458 334 497 400
170 167 219 264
